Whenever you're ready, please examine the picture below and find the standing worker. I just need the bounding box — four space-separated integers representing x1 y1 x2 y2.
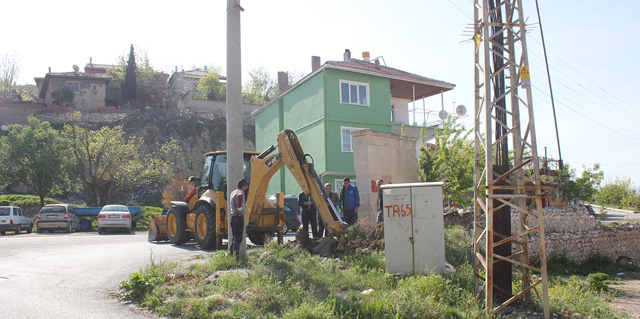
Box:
229 179 248 256
319 183 340 236
376 180 384 223
298 191 318 237
340 177 360 226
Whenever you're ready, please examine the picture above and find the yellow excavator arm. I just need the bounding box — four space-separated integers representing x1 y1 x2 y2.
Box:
245 129 349 249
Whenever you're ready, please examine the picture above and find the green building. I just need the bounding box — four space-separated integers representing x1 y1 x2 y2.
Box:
253 52 454 195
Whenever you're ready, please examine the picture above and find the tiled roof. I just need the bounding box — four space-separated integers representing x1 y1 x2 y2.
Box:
176 69 227 80
84 63 112 70
48 71 111 79
325 59 453 87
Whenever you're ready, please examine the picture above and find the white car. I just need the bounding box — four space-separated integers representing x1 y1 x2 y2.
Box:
97 205 132 234
0 206 33 235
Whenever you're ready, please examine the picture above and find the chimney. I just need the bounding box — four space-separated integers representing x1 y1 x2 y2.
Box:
343 49 351 61
90 57 93 67
311 56 321 72
362 52 370 62
375 59 380 69
48 67 52 73
175 66 178 72
278 71 289 94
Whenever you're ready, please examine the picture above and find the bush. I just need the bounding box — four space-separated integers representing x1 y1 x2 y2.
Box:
587 272 610 291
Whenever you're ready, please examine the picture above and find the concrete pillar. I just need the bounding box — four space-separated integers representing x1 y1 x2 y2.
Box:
226 0 246 256
278 71 288 95
312 56 321 71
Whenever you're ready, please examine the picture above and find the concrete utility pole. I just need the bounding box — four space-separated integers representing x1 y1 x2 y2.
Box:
227 0 245 256
473 0 549 317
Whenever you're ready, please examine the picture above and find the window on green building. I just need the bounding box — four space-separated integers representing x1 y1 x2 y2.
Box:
340 80 369 106
341 126 364 152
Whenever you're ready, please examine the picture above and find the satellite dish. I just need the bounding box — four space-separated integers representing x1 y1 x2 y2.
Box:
72 65 80 72
0 125 7 131
456 105 467 116
438 110 448 121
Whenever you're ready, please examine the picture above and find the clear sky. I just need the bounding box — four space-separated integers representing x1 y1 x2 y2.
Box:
5 0 640 185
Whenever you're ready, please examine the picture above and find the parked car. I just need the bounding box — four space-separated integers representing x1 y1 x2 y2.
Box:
37 204 80 233
0 206 33 235
97 205 132 234
268 195 301 234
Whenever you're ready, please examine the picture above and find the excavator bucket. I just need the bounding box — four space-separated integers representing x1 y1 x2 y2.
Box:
148 215 169 242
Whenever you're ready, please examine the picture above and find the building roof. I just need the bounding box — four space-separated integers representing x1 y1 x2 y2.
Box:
173 69 227 81
253 58 455 116
84 63 112 70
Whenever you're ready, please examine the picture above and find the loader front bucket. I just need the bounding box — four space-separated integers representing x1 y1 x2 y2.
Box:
148 215 169 242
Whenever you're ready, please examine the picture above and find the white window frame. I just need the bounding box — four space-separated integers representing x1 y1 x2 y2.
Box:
341 126 365 152
339 80 370 106
65 81 80 92
335 179 356 194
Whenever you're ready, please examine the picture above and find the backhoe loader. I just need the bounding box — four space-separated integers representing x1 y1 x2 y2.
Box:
148 129 349 253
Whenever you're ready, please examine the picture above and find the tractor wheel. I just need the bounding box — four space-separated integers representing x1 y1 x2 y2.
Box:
167 206 189 245
194 204 217 250
248 232 273 246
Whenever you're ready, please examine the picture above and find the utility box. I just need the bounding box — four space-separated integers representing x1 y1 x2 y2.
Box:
381 182 445 275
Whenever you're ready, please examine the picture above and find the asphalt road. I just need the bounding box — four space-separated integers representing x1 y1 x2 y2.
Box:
590 205 640 223
0 230 296 319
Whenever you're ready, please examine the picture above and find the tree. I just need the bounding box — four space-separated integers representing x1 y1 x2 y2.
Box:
0 52 20 93
196 65 226 100
563 163 603 202
242 66 277 105
418 117 474 206
51 87 75 107
122 44 137 105
62 113 179 206
595 175 636 208
108 48 169 107
0 116 75 207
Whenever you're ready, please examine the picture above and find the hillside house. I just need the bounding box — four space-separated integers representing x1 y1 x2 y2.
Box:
35 67 111 110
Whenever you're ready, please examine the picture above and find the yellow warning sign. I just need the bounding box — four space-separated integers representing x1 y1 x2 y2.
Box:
474 34 481 48
520 66 530 80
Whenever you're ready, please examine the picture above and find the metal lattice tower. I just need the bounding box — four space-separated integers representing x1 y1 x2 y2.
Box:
473 0 550 317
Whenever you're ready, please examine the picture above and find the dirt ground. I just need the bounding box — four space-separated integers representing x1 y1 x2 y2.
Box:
611 279 640 317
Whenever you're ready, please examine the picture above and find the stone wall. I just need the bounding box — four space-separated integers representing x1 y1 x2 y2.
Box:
513 206 640 263
352 129 419 223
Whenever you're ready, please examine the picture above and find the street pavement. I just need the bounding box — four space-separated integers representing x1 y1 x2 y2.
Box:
590 205 640 223
0 230 296 319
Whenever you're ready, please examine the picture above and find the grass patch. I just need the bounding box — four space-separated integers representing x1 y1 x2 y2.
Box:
0 194 58 208
119 237 628 318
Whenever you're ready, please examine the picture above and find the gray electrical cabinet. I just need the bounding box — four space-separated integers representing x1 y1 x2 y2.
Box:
381 182 445 275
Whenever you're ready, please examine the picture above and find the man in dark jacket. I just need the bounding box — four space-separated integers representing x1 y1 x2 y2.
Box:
298 191 318 237
339 177 360 226
376 179 384 223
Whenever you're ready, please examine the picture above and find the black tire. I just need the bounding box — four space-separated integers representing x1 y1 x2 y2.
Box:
79 219 92 232
98 228 104 234
66 222 72 233
131 220 137 230
248 232 273 246
282 223 289 235
15 224 21 235
37 227 42 234
194 204 217 249
0 231 5 235
167 206 189 245
27 224 33 234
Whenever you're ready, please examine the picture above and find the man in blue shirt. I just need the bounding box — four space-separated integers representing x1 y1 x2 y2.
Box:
339 177 360 226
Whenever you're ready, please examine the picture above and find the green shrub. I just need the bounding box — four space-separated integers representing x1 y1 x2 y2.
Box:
118 266 165 302
587 272 610 291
